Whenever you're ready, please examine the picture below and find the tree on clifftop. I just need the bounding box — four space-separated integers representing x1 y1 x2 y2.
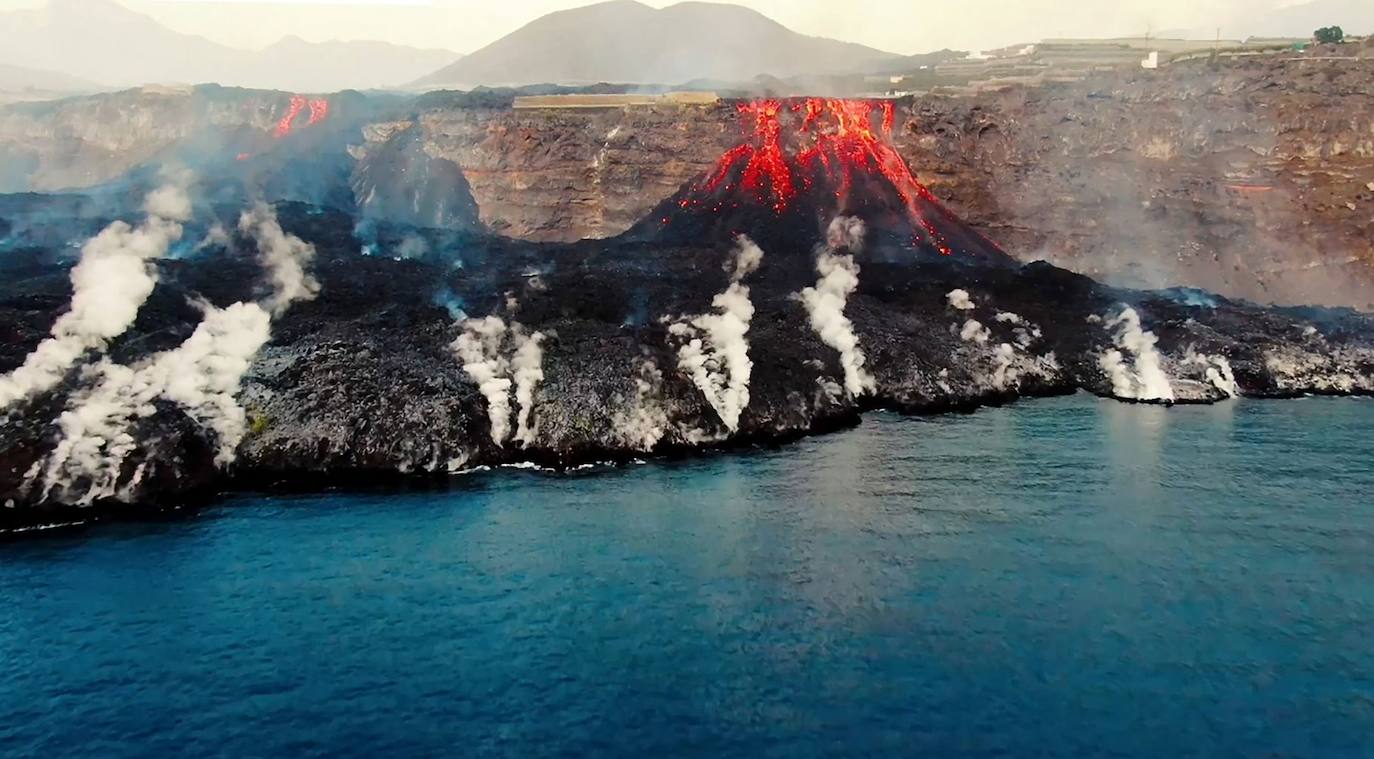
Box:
1314 26 1345 44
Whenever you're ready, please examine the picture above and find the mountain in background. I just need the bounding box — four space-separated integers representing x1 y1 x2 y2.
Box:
0 0 461 93
0 63 99 94
250 37 461 93
416 0 899 88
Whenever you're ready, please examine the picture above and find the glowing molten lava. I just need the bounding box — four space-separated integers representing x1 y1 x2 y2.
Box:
682 98 979 256
273 95 330 138
307 98 330 127
698 101 794 214
237 94 332 161
274 95 308 138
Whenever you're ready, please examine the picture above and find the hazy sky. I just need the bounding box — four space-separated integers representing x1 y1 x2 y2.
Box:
0 0 1299 54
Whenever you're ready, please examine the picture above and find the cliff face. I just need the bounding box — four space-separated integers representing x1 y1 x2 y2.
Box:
403 105 739 240
895 54 1374 308
411 56 1373 307
2 51 1372 307
0 87 283 190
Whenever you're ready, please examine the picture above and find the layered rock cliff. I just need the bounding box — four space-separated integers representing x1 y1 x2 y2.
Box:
3 51 1371 306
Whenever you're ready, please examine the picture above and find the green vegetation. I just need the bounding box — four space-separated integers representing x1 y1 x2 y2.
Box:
1314 26 1345 44
246 408 271 439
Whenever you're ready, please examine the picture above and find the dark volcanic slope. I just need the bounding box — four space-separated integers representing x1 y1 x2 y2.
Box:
633 99 1013 265
1 100 1372 532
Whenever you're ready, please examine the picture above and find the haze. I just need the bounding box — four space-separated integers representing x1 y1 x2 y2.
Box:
0 0 1327 55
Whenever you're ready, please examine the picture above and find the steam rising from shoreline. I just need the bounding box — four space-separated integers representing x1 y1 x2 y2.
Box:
1185 348 1240 398
1099 306 1174 402
670 236 763 432
451 316 546 447
0 181 192 411
613 359 670 451
30 202 322 506
800 217 875 397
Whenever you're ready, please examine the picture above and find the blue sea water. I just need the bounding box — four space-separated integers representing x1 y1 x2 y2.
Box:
2 395 1373 757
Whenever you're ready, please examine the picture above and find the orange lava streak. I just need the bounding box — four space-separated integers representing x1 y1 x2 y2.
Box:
274 95 308 138
272 95 329 139
694 101 794 213
307 98 330 126
685 97 967 255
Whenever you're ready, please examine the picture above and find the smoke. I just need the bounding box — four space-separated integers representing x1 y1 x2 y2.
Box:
826 215 866 252
1166 288 1219 309
799 217 875 397
959 319 992 344
1098 307 1174 402
396 235 431 260
452 316 514 446
238 203 321 315
147 302 274 463
668 236 763 432
727 235 765 280
194 223 231 255
995 311 1042 349
951 307 1058 392
613 359 670 451
28 200 323 506
0 180 192 411
433 287 469 321
510 328 545 446
450 316 546 447
1184 348 1240 398
991 342 1017 389
947 289 976 311
33 301 273 505
144 183 193 222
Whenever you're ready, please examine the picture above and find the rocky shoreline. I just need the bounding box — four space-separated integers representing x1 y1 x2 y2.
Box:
2 93 1372 534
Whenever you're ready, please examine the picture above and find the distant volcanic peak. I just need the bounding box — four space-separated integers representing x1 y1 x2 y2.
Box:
676 98 994 258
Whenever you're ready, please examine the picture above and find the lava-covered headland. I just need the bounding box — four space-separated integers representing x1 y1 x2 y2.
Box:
2 97 1372 531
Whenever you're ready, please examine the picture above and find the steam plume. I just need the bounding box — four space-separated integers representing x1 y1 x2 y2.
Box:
450 316 546 447
31 202 323 505
826 215 866 252
995 311 1042 349
1184 348 1240 398
799 217 875 397
1098 307 1174 402
452 316 515 446
670 236 763 432
35 302 273 505
0 181 192 411
510 327 545 446
947 289 976 311
238 204 321 315
613 360 669 451
960 319 991 344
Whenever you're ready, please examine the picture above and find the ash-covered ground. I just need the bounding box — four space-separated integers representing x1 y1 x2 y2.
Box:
1 98 1371 532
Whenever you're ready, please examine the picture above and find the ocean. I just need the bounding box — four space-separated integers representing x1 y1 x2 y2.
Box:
2 395 1372 757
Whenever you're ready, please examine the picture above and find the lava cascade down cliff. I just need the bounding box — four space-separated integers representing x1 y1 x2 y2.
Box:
634 98 1010 264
